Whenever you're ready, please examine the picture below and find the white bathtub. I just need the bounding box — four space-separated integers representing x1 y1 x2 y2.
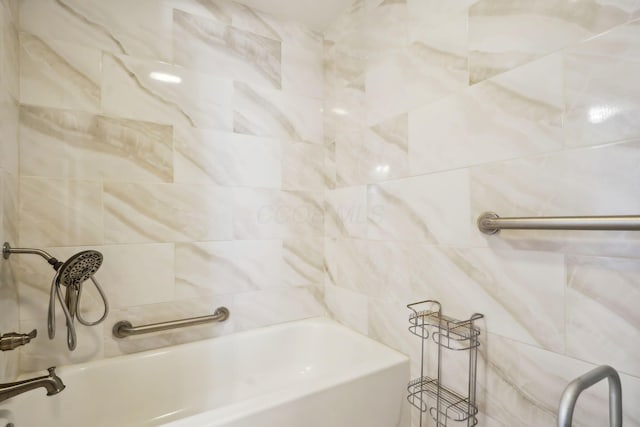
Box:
0 317 409 427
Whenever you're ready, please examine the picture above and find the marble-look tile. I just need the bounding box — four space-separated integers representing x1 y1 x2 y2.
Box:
323 238 339 288
175 240 282 298
325 186 368 239
19 315 104 373
0 88 18 174
20 105 173 182
282 142 325 191
324 284 368 335
233 82 323 144
174 126 281 188
19 33 101 112
367 169 471 245
104 295 234 357
19 0 173 62
409 55 564 174
564 19 640 147
566 255 640 377
0 171 17 245
233 287 326 331
233 188 323 239
479 333 640 427
20 177 103 247
283 233 324 286
104 182 233 243
102 53 233 131
281 26 323 99
471 139 640 256
0 0 19 101
173 9 281 89
469 0 640 83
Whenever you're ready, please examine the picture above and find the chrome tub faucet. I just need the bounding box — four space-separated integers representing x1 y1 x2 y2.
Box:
0 367 65 403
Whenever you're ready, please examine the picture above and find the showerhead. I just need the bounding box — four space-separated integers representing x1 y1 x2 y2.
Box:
56 250 103 287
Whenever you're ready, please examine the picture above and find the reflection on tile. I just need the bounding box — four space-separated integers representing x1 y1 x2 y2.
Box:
104 182 233 243
173 9 281 89
20 105 173 182
175 240 282 298
283 233 323 286
19 0 173 61
471 140 640 256
233 188 323 239
233 82 323 144
20 177 103 247
104 296 234 357
282 142 324 191
174 126 281 188
20 33 101 112
409 55 564 174
367 169 471 245
324 284 368 335
566 255 640 377
102 53 233 131
565 20 640 147
233 287 326 330
469 0 640 83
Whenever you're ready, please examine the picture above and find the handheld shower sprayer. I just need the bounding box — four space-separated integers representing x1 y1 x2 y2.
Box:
2 242 109 351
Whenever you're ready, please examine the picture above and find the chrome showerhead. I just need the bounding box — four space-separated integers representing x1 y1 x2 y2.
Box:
56 250 103 287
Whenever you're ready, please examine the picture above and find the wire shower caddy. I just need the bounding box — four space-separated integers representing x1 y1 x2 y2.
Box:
407 300 483 427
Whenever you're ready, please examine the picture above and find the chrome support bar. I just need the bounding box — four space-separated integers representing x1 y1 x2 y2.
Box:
557 365 623 427
112 307 230 338
478 212 640 235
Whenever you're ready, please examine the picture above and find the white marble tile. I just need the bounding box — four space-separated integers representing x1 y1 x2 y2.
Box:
233 82 323 144
479 333 640 427
471 139 640 257
20 105 174 182
0 0 18 101
564 19 640 147
233 188 323 239
19 315 104 373
102 53 233 131
233 287 326 331
174 126 281 188
104 182 233 243
566 255 640 378
283 233 323 287
20 177 103 247
281 26 323 99
19 33 101 112
282 142 325 191
173 9 281 89
409 54 564 174
469 0 640 83
175 240 282 298
0 93 18 174
0 171 17 245
325 186 368 239
104 295 234 357
324 284 368 335
367 169 471 245
19 0 173 62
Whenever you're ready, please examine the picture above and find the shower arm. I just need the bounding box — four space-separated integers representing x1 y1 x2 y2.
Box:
3 242 62 269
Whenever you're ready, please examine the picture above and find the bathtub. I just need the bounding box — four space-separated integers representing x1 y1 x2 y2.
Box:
0 317 409 427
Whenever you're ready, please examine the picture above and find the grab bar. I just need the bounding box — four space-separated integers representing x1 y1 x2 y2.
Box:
478 212 640 235
557 365 623 427
112 307 230 338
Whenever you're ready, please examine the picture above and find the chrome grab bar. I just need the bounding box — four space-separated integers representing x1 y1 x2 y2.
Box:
557 365 623 427
478 212 640 234
112 307 230 338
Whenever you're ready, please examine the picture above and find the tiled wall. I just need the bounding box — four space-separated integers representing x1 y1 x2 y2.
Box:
323 1 640 426
15 0 326 373
0 0 19 382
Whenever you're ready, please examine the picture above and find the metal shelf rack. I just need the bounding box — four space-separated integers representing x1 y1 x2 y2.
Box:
407 300 483 427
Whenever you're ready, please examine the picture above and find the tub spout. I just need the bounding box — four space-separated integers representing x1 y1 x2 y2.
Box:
0 367 65 403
